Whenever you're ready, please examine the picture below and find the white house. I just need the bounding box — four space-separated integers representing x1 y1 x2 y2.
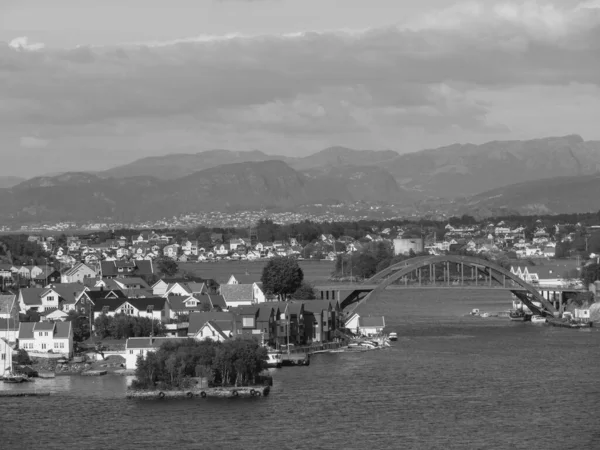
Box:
193 321 229 342
61 262 97 284
92 298 170 323
17 321 73 357
357 316 385 337
345 312 360 331
124 336 179 370
219 284 255 308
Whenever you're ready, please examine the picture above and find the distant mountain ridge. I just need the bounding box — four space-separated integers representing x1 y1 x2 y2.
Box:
99 135 600 199
451 173 600 217
0 160 415 223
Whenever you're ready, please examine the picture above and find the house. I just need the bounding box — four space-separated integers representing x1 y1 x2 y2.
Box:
162 244 180 259
303 299 341 343
219 284 255 308
111 277 150 290
33 268 61 286
17 321 73 357
345 312 360 331
40 309 70 322
226 275 267 303
357 316 385 336
229 238 245 251
124 336 180 370
193 321 230 342
18 284 88 313
233 304 278 345
100 260 154 278
269 301 307 346
188 311 237 340
168 294 213 319
92 297 170 323
61 262 97 284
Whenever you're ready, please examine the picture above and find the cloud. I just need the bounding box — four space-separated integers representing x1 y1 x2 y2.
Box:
1 1 600 172
8 37 45 52
20 136 50 149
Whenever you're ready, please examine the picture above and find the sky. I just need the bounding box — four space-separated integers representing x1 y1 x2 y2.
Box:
1 0 600 177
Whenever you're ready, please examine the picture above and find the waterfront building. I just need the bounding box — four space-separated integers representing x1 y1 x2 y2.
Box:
124 336 179 370
17 321 74 357
357 316 386 337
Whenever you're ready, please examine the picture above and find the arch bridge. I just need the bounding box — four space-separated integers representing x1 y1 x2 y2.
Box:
316 255 562 317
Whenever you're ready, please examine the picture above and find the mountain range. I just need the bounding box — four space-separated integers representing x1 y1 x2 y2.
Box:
2 134 600 222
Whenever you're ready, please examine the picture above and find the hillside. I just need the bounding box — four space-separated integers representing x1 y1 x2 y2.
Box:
0 161 416 223
378 135 600 197
100 147 399 180
453 174 600 216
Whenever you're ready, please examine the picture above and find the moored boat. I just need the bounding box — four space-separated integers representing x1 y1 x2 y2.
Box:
265 351 282 368
531 315 546 324
388 332 398 342
509 310 528 321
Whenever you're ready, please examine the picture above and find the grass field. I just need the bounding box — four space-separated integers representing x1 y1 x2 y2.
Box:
178 260 335 284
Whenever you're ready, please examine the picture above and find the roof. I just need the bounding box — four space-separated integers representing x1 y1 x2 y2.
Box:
233 305 260 317
45 284 88 305
54 322 72 338
168 295 211 312
18 322 35 339
199 321 230 340
92 298 128 313
115 277 150 289
188 311 235 335
100 260 154 277
230 274 256 284
62 262 95 277
125 336 180 350
207 294 227 309
302 299 338 315
125 297 167 311
82 289 127 302
359 316 385 328
34 322 56 331
220 284 254 302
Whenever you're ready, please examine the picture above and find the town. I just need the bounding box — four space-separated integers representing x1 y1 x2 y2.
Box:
2 214 600 382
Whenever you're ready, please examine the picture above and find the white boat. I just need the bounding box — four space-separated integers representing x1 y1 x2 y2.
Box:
265 351 282 368
481 312 490 318
388 332 398 342
531 315 547 324
470 309 480 316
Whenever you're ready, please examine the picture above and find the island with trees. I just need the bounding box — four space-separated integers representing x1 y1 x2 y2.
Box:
127 338 272 399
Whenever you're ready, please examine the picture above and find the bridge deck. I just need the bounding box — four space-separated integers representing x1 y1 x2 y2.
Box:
315 284 585 292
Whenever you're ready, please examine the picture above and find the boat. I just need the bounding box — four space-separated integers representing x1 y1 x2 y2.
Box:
388 332 398 342
531 315 546 324
265 351 282 369
509 310 528 321
470 309 480 316
481 313 490 318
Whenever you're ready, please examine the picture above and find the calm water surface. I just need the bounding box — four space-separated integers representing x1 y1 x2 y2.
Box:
2 290 599 449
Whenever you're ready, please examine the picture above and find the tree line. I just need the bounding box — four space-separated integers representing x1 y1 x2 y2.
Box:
131 338 268 390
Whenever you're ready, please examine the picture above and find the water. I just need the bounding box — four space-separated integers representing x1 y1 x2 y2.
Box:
2 290 600 449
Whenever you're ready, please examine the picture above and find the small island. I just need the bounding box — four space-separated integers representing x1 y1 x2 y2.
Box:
126 338 272 399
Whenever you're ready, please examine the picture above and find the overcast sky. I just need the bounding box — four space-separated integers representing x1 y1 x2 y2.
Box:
1 0 600 177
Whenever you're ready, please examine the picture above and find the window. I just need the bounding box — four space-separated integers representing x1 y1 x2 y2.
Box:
147 305 154 314
45 332 49 336
129 350 133 354
60 343 64 348
42 344 46 349
47 296 54 301
242 317 255 328
1 354 5 360
54 343 59 348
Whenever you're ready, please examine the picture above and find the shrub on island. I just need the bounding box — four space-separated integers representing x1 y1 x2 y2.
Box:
130 338 268 391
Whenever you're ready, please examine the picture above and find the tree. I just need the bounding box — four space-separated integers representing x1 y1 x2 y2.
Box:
66 310 90 342
157 258 179 277
261 256 304 300
580 263 600 287
290 281 317 300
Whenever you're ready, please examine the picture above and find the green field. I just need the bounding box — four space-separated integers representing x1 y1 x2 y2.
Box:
178 260 335 284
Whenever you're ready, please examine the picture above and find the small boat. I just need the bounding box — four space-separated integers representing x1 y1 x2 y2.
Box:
509 310 528 321
2 372 28 383
481 313 490 318
265 351 282 369
531 315 546 324
388 332 398 342
470 309 480 316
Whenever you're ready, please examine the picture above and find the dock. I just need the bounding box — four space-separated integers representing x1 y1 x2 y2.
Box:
547 318 593 329
0 392 51 397
126 385 270 399
81 370 107 376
